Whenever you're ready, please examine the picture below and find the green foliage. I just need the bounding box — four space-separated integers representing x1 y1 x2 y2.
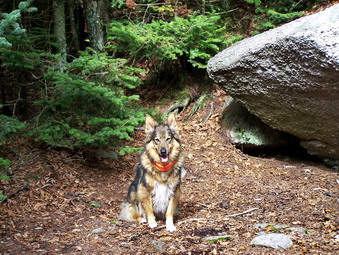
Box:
108 13 243 69
0 158 11 201
0 158 11 171
0 192 7 201
0 27 56 71
119 146 142 156
0 107 25 201
90 202 101 208
266 9 304 24
245 0 262 7
0 114 26 145
245 0 308 32
0 34 41 70
30 50 147 151
0 0 37 48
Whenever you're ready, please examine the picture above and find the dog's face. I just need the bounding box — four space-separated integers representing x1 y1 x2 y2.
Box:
145 113 181 165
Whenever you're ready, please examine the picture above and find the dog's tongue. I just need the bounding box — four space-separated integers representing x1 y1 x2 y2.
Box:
161 155 169 163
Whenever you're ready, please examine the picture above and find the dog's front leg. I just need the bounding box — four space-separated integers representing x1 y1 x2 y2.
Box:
166 195 180 232
138 187 157 228
143 197 157 228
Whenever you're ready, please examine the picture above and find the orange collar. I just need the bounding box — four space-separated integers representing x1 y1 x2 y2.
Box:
152 161 176 172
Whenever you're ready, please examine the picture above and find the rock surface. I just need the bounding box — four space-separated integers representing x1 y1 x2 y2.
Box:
250 233 293 249
207 4 339 159
221 97 297 149
201 235 235 242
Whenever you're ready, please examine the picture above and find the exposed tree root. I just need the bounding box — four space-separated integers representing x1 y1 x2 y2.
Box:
184 92 207 121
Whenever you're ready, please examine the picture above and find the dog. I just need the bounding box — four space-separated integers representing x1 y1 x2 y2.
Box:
119 113 185 232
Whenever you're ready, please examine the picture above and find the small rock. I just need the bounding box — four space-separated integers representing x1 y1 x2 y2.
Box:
257 231 266 236
202 235 234 242
91 227 105 234
250 233 293 249
334 234 339 242
151 240 166 253
219 201 229 208
272 224 289 230
96 150 118 160
253 223 270 229
286 227 308 234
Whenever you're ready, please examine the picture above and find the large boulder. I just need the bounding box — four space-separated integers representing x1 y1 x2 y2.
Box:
221 97 298 149
207 4 339 159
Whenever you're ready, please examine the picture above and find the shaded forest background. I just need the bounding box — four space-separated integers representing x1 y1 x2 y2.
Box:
0 0 326 201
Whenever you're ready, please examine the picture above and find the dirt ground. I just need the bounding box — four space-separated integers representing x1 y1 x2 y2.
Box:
1 88 338 254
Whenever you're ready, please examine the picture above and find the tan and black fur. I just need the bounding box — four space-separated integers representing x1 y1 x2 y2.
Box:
119 113 185 232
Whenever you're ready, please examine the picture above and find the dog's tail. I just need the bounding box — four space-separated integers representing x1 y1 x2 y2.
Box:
119 201 135 222
119 201 146 223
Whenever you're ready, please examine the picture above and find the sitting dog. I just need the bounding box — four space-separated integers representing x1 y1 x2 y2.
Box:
119 113 185 232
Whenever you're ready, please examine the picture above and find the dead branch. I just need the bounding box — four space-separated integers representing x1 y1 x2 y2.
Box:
154 207 260 230
223 207 259 218
203 101 214 123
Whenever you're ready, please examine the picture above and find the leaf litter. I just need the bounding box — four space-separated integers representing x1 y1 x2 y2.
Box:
0 87 338 254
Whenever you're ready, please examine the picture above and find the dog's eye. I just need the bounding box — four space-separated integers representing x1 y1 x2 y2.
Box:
154 138 160 144
166 138 171 143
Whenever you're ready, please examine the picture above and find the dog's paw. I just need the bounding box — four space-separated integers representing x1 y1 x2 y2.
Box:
148 220 158 229
166 223 177 232
180 167 187 179
138 217 147 224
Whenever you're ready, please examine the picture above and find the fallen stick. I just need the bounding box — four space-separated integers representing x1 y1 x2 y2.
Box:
223 207 259 218
155 207 260 230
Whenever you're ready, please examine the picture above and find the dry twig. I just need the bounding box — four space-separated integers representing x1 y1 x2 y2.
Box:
155 207 260 230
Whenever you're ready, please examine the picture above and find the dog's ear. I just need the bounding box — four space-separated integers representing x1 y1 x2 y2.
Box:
145 114 158 134
166 112 178 132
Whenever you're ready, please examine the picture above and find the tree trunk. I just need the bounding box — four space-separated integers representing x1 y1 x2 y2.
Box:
84 0 105 52
68 0 80 54
53 0 67 71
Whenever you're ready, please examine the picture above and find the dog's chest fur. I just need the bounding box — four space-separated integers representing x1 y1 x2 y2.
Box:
152 181 175 214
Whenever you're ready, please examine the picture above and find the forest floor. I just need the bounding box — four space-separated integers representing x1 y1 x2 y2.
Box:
1 86 338 254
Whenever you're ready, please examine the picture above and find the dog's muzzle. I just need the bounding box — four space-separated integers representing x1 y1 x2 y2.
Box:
160 147 169 163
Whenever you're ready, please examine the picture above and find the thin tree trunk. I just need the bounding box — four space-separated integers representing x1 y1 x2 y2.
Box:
68 0 80 54
84 0 105 52
53 0 67 71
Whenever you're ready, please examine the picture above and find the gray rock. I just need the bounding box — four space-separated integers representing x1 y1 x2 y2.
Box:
286 227 308 234
219 201 229 208
272 224 289 230
151 240 166 253
91 227 105 234
221 97 297 149
253 223 270 229
208 4 339 159
96 150 118 160
253 223 309 234
250 233 293 249
202 235 235 242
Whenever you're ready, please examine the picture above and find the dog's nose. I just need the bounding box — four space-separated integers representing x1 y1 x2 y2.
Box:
160 147 167 155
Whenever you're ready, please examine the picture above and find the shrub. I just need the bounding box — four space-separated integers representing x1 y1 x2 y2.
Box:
0 114 24 201
108 13 243 69
30 50 147 152
0 0 37 48
245 0 308 32
0 114 26 144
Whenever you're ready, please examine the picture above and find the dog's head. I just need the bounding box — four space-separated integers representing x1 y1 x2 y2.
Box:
144 113 181 165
